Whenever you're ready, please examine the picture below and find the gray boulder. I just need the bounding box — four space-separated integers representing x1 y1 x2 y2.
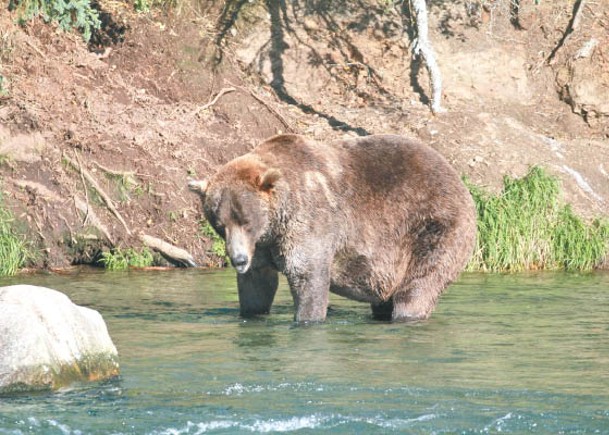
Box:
0 285 119 394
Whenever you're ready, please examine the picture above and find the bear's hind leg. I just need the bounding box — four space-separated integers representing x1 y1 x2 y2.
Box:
237 266 279 317
391 274 446 322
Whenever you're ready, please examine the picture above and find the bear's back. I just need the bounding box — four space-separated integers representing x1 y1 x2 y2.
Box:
335 135 468 210
254 133 470 216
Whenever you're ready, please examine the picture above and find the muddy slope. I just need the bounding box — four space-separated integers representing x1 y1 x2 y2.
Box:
0 0 607 269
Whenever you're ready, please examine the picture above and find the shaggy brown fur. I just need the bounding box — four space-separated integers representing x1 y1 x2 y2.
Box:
190 134 476 323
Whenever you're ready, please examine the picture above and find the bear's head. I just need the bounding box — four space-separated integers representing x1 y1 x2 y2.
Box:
189 156 282 274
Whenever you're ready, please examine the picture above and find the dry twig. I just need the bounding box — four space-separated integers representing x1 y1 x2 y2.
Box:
193 86 236 116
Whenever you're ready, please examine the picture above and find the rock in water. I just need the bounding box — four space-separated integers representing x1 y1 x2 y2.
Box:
0 285 119 394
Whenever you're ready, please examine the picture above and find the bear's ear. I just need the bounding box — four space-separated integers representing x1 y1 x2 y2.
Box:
256 168 282 192
188 179 209 196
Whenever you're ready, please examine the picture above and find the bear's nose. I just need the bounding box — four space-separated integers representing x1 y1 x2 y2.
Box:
232 254 249 269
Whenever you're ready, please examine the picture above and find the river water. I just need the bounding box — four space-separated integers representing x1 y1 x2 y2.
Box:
0 269 608 433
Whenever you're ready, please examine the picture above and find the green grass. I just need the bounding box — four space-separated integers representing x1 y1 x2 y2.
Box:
467 166 609 272
0 29 13 97
134 0 180 13
0 202 30 276
100 247 154 270
199 220 228 265
0 75 8 97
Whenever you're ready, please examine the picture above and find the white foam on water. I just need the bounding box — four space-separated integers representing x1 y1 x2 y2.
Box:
246 415 325 432
360 413 437 429
47 419 80 435
154 412 438 434
219 382 321 396
484 412 514 433
379 414 437 429
222 382 246 395
154 416 324 434
154 420 236 435
192 421 236 433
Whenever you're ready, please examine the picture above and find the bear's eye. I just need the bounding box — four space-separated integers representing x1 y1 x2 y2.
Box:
230 209 249 227
207 216 225 238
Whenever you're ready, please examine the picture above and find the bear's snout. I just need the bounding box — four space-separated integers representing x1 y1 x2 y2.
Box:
226 226 253 274
231 253 249 274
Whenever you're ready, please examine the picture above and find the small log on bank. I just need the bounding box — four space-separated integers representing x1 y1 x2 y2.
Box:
140 234 197 267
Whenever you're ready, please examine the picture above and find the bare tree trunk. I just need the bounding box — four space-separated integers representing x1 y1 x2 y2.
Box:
410 0 445 114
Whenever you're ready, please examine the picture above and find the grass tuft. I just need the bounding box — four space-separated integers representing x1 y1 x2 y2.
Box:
467 166 609 272
100 247 154 270
0 202 30 276
199 220 228 265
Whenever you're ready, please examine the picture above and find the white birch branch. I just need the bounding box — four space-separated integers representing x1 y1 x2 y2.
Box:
411 0 445 114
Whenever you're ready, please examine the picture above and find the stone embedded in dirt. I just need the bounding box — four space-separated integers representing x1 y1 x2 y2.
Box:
0 285 119 395
0 126 46 163
556 58 609 127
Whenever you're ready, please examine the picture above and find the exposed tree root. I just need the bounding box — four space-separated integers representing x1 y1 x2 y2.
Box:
64 153 132 236
73 196 114 245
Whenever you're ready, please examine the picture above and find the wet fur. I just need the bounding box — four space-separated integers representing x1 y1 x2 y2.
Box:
192 134 477 323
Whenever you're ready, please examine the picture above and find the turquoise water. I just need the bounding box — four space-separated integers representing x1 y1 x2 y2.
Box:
0 269 608 433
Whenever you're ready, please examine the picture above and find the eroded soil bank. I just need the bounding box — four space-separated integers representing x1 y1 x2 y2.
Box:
0 0 608 269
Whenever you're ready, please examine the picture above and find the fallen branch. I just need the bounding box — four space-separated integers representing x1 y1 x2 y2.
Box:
140 234 197 267
64 153 132 235
193 87 236 116
547 0 586 65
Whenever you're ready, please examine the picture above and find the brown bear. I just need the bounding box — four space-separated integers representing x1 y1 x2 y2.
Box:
189 134 476 323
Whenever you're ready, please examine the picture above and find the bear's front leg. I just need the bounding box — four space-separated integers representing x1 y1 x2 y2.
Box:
286 265 331 323
237 266 279 317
